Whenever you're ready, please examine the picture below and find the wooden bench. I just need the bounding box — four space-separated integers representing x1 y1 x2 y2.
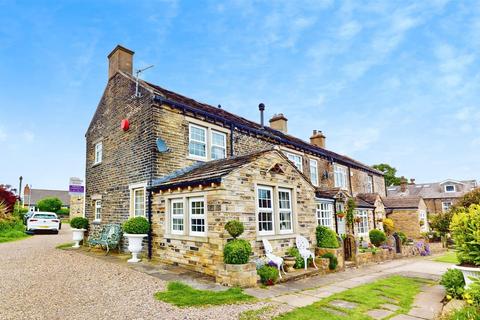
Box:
88 224 122 255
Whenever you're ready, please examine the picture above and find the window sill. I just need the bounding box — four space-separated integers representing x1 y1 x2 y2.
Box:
256 233 296 241
92 162 102 168
93 220 101 225
187 155 207 162
164 234 208 243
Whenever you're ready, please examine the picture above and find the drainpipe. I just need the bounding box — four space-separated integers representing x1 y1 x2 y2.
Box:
348 167 353 195
373 207 377 229
230 123 234 157
334 199 338 234
147 188 153 260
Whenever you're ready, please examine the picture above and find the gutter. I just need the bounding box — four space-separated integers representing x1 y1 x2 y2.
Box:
153 95 382 176
149 177 222 192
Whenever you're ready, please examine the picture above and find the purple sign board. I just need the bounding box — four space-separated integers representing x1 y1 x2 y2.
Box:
69 185 84 195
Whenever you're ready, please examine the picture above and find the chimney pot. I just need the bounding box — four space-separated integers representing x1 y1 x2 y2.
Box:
108 45 134 79
269 113 288 133
310 130 326 148
259 103 265 127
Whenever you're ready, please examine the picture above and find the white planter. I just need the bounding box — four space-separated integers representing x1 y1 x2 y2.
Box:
124 233 147 263
71 229 86 248
455 265 480 288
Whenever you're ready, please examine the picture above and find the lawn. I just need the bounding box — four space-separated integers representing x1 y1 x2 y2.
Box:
276 276 428 320
433 251 459 264
0 218 30 243
154 281 255 307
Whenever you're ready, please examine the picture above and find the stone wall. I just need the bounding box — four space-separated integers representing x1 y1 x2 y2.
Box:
388 209 422 239
69 195 84 219
424 198 458 215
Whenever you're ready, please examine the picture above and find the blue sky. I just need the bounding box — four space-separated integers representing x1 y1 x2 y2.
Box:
1 0 479 191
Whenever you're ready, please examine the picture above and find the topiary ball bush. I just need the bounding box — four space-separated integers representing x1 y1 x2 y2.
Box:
316 226 340 248
224 220 244 239
257 265 279 285
223 239 252 264
321 252 338 270
70 217 89 230
123 216 150 234
369 229 387 247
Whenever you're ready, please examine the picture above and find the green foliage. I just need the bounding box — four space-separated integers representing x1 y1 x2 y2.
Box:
56 242 75 249
434 252 459 264
383 218 395 234
440 269 465 299
442 306 480 320
123 216 150 234
154 281 254 307
257 266 279 285
453 188 480 211
321 252 338 270
225 220 244 239
12 205 28 221
37 197 62 213
70 217 89 230
316 226 339 248
369 229 387 247
223 239 252 264
286 247 310 269
56 208 70 216
371 163 403 187
430 211 454 235
346 198 356 230
397 232 407 245
464 277 480 307
0 218 29 243
450 205 480 266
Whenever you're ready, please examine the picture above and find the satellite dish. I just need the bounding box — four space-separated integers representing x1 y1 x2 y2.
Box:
156 138 170 153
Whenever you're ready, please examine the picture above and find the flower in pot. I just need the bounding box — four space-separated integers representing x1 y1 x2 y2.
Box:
70 217 89 248
123 217 150 263
336 211 345 219
257 265 279 286
223 220 252 265
450 204 480 288
355 216 362 224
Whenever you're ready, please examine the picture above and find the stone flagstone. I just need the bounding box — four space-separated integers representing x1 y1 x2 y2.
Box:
271 293 319 308
381 303 400 311
367 309 394 319
329 299 358 309
321 306 348 317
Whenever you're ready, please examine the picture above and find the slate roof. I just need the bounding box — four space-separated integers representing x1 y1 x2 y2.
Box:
24 189 70 206
387 180 477 199
382 197 421 209
151 150 273 190
355 196 376 209
138 75 382 176
356 193 380 206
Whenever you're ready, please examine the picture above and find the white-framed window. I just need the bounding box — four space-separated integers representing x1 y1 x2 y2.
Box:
442 201 452 212
419 210 427 231
94 200 101 221
278 189 293 234
132 188 146 217
257 186 274 235
310 159 318 186
170 199 184 235
316 202 334 229
444 185 456 193
285 152 303 171
334 164 348 189
189 197 206 236
357 209 369 235
188 124 207 159
94 142 102 165
366 175 374 193
211 130 226 160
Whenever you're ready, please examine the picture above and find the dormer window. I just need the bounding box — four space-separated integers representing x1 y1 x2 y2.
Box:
444 185 456 193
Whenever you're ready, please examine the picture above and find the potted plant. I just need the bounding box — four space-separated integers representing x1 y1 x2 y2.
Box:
336 211 345 219
70 217 89 248
451 204 480 288
257 265 279 286
123 216 150 263
283 255 296 272
355 216 362 224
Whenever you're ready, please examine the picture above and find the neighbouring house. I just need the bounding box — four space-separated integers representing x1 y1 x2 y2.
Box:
23 184 70 212
383 196 428 239
85 45 387 281
387 178 478 215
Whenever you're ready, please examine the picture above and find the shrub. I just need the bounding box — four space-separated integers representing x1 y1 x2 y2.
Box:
443 306 480 320
70 217 88 230
56 208 70 216
0 185 18 213
286 247 310 269
440 269 465 299
464 277 480 307
123 216 150 234
397 232 407 245
224 220 244 239
369 229 387 247
383 218 394 234
223 239 252 264
316 226 339 248
321 252 338 270
12 205 28 221
37 197 62 213
453 188 480 210
257 266 279 285
450 204 480 266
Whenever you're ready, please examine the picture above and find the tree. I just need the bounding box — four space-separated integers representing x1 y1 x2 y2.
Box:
0 185 18 213
37 197 62 213
371 163 403 187
429 211 453 248
452 187 480 210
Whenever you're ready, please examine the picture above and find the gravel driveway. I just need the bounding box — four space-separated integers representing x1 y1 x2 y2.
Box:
0 225 268 320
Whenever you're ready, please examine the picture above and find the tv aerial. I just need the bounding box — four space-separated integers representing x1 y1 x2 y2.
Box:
134 65 154 98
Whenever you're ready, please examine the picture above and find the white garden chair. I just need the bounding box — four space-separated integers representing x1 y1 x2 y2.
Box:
296 235 318 270
262 239 286 278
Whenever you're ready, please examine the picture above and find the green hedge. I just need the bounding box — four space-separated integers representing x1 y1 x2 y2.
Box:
123 216 150 234
316 226 339 248
70 217 88 229
223 239 252 264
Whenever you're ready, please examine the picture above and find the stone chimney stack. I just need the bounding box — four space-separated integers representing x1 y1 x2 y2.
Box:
310 130 326 148
108 45 134 79
409 178 416 185
269 114 288 133
400 176 408 192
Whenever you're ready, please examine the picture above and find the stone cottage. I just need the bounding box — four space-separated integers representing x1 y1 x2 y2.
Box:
85 45 387 280
383 197 427 239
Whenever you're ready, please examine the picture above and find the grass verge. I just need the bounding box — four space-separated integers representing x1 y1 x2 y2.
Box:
0 218 30 243
440 306 480 319
154 281 255 307
276 276 428 320
433 251 459 264
56 242 75 249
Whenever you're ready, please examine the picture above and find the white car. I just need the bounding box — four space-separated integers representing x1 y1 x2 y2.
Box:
27 212 60 234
